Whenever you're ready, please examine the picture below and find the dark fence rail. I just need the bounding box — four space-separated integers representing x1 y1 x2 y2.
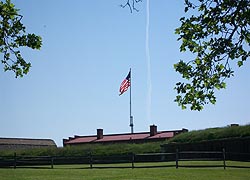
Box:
0 150 250 169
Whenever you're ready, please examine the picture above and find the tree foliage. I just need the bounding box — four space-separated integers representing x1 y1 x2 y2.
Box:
174 0 250 110
0 0 42 77
122 0 250 110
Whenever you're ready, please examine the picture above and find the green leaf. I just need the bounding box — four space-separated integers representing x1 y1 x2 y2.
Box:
221 82 226 89
238 61 243 67
181 105 187 110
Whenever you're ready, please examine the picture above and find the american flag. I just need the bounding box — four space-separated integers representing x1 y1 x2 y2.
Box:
119 71 131 96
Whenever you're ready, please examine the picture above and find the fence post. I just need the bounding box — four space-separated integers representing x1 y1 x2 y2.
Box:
51 156 54 169
89 153 93 169
131 153 135 169
14 152 17 169
222 148 226 170
175 149 179 169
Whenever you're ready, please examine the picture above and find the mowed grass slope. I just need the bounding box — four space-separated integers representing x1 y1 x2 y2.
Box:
1 167 250 180
168 125 250 143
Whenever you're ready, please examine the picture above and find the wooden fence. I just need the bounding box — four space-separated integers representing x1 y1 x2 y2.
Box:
0 149 249 169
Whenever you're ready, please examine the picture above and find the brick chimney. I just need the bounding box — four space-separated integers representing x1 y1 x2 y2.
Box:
230 124 239 127
150 125 157 136
63 139 68 146
97 129 103 139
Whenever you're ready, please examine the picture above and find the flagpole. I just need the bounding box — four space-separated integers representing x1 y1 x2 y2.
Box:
129 68 134 134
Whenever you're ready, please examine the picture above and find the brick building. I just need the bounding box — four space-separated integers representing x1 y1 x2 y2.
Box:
63 125 188 147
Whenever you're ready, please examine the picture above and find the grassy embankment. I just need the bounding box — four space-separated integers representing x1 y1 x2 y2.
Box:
1 125 249 157
0 141 163 157
168 124 250 143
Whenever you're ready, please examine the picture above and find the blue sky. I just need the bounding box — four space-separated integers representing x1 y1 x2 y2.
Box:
1 0 249 147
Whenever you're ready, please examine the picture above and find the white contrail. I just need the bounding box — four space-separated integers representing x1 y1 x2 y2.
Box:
146 0 152 125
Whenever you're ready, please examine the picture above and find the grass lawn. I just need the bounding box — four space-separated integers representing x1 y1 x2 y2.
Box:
0 166 250 180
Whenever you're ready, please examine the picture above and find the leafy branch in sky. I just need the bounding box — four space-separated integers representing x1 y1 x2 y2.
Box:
122 0 250 111
174 0 250 110
0 0 42 77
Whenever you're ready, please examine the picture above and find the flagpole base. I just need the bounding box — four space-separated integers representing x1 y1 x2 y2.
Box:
130 116 134 134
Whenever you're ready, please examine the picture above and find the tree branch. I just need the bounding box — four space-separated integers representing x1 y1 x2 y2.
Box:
120 0 142 13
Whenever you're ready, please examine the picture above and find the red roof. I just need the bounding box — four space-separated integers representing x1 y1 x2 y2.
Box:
64 131 175 145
